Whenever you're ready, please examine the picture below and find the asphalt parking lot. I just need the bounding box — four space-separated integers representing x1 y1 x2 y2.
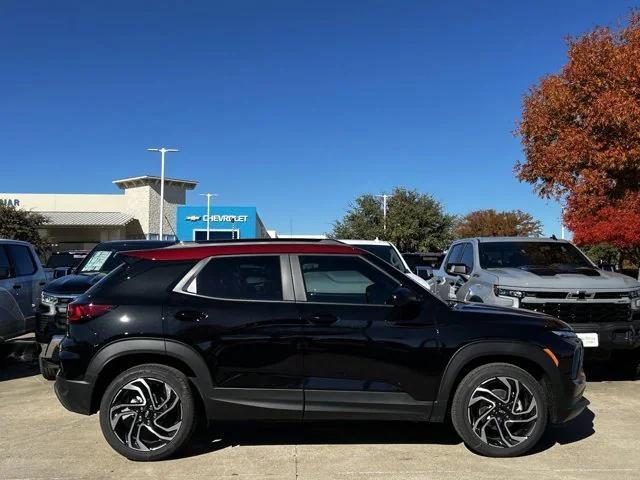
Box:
1 337 639 480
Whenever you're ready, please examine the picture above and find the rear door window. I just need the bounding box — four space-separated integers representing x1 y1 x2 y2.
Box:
190 255 283 301
6 245 36 276
0 246 10 273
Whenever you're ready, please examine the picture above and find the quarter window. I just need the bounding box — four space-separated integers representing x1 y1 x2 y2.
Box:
299 255 398 305
6 245 36 276
190 256 283 301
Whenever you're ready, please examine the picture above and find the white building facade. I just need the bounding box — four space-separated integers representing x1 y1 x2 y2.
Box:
0 175 197 249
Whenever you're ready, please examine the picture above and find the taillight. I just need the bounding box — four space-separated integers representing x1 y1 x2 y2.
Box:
67 303 116 324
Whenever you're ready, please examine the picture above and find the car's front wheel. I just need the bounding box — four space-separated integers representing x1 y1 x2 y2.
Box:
451 362 548 457
99 364 197 461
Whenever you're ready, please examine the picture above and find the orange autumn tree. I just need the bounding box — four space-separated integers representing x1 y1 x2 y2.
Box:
516 13 640 270
454 209 542 238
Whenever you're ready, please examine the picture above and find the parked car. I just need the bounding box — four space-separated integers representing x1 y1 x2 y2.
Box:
43 250 88 281
430 237 640 363
54 240 586 460
340 239 432 291
36 240 174 379
0 240 47 342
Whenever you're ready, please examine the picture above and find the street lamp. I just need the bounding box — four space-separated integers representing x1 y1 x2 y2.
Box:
147 147 179 239
376 193 392 232
199 192 219 240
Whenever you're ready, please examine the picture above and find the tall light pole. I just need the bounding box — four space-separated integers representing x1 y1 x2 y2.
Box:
199 192 219 240
147 147 179 239
376 194 392 232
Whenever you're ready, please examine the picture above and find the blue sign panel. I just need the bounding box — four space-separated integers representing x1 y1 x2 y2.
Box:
176 206 262 241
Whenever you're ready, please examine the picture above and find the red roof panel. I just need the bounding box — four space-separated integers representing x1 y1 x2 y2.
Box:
121 242 361 261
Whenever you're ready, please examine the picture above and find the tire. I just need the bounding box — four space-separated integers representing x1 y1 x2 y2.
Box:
451 363 548 457
99 364 197 461
40 361 58 380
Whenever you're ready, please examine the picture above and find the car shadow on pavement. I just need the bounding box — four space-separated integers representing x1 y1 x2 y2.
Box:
181 405 595 460
583 360 639 382
529 405 595 455
182 420 462 459
0 336 40 382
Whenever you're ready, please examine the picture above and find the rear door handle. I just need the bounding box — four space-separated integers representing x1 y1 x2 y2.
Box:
174 310 208 322
304 313 339 325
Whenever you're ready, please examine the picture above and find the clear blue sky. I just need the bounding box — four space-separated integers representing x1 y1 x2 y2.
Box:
1 1 636 236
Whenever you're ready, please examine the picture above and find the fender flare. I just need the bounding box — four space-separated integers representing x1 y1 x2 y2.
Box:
85 338 215 413
429 340 561 422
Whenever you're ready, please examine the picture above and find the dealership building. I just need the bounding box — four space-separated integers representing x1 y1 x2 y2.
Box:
0 175 268 249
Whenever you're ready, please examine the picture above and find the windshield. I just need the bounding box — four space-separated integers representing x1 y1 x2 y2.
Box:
355 244 408 272
45 253 85 269
479 241 593 270
77 248 121 274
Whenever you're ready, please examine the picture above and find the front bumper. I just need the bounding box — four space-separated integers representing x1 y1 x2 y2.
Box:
551 368 588 424
572 321 640 351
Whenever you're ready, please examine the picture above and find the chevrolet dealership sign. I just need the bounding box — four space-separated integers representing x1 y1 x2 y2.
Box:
186 214 249 222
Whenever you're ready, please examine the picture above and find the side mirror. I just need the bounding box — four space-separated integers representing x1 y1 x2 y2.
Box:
390 287 421 322
391 287 420 307
447 263 469 276
0 266 10 279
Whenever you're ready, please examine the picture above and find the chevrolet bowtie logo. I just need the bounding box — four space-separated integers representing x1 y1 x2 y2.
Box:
185 215 201 221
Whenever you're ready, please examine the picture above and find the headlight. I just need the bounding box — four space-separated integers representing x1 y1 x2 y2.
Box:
552 330 577 339
627 289 640 298
493 285 526 298
41 292 58 304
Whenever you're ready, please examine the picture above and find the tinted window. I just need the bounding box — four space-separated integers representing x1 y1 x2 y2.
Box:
6 245 36 276
299 255 398 305
0 247 10 271
478 241 592 269
445 244 464 267
193 256 283 301
459 243 474 271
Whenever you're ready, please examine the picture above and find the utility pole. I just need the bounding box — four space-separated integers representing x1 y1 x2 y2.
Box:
560 205 566 240
376 194 392 232
199 192 219 240
147 147 179 239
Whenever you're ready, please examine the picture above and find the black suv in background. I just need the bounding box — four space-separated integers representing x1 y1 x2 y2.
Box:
37 240 174 379
54 240 587 460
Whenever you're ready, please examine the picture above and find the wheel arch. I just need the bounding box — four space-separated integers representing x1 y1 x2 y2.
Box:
86 338 214 415
430 340 560 422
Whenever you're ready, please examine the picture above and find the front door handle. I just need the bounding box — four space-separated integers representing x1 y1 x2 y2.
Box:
304 313 339 325
174 310 208 322
12 284 21 290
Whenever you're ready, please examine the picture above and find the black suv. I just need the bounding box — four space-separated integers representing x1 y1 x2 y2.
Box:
37 240 175 379
54 240 587 460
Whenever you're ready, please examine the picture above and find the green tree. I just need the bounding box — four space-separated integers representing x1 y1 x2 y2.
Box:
581 243 622 268
0 203 49 255
331 187 454 252
454 209 543 239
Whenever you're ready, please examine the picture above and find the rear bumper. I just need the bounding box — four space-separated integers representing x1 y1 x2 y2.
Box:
54 374 93 415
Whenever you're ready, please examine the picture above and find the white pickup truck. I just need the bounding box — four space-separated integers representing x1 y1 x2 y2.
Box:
429 236 640 363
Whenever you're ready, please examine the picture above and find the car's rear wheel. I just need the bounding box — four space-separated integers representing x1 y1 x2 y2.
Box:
451 363 548 457
99 364 197 461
